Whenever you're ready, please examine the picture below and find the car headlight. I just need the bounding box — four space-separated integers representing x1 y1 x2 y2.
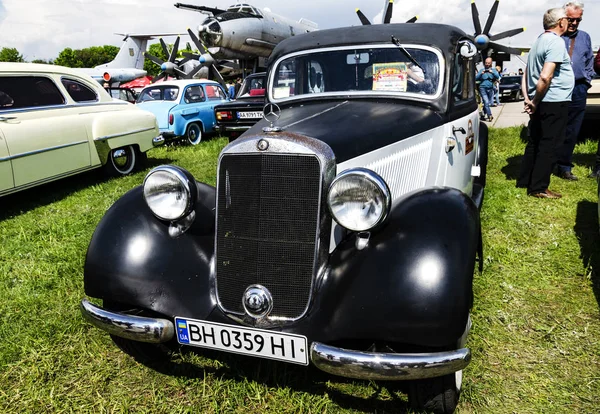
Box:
143 165 197 221
328 168 391 232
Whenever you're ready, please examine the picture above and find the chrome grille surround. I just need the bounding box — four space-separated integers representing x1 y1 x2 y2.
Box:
215 132 335 327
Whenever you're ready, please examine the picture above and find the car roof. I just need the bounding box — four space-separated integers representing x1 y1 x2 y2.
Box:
0 62 95 79
146 79 221 88
268 23 468 64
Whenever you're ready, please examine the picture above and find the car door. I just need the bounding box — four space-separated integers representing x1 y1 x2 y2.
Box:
442 54 479 195
0 126 13 193
0 75 91 188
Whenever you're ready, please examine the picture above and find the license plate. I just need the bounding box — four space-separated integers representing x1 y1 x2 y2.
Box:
175 317 309 365
238 111 262 119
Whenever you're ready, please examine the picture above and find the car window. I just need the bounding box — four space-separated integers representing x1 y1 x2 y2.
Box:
136 86 180 103
452 52 475 103
238 76 266 97
271 45 441 100
0 76 65 110
500 76 521 85
204 85 226 100
61 78 98 102
184 85 205 103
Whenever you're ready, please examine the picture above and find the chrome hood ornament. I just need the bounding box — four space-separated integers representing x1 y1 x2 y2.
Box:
262 103 282 133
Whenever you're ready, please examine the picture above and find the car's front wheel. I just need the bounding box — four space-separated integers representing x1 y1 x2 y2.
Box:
514 90 522 101
104 145 144 177
408 372 461 414
186 122 202 145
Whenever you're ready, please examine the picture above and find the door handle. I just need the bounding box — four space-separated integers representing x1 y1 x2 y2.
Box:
452 126 466 135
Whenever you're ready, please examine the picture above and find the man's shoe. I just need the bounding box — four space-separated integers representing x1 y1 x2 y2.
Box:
556 170 578 181
588 168 600 178
528 189 562 199
488 115 493 122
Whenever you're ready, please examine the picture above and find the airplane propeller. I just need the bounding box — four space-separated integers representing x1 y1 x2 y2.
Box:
144 36 196 82
471 0 525 56
356 0 418 25
185 28 230 89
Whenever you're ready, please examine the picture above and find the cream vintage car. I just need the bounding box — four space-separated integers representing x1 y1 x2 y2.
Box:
0 63 162 196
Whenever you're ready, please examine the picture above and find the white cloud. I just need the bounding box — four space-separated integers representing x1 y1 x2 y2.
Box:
0 0 598 61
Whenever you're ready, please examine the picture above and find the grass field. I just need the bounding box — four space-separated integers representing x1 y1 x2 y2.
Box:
1 128 599 413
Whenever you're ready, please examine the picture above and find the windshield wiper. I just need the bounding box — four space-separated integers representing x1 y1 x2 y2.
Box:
391 35 424 73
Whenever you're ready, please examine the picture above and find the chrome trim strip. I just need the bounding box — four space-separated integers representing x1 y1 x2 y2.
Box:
268 44 446 104
222 126 251 131
310 342 471 381
80 299 174 344
95 126 156 141
0 101 128 115
4 140 89 161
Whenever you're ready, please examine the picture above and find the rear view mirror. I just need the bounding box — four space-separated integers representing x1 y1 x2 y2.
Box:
347 53 370 65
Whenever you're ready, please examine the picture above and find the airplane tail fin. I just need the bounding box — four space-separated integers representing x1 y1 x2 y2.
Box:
95 35 150 70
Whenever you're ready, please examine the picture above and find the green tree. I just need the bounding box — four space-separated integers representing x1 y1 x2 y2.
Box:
55 45 119 68
31 58 53 64
0 47 24 62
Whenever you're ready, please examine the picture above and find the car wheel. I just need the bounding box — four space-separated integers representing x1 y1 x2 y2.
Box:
515 90 522 101
186 123 202 145
408 373 461 414
104 145 139 177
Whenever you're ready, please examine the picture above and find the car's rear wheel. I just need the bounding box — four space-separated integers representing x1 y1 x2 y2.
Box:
515 90 522 101
186 123 202 145
408 373 461 414
104 145 143 177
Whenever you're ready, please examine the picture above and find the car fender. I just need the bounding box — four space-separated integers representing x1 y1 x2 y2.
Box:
313 187 480 348
84 182 217 319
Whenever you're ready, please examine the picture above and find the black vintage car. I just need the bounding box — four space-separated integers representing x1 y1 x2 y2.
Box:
499 75 523 101
214 72 266 139
81 23 487 414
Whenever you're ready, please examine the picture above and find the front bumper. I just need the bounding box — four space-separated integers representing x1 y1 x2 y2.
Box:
80 299 471 380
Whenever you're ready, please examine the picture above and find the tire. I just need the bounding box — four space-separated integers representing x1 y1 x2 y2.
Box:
408 373 461 414
186 123 202 145
515 90 522 101
104 145 138 177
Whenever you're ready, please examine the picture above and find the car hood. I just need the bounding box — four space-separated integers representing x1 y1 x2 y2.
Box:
245 99 443 163
136 101 178 129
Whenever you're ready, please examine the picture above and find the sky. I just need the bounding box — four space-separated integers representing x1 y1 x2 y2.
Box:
0 0 599 62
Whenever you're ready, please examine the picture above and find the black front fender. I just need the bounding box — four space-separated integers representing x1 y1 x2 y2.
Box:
311 187 480 348
84 182 217 319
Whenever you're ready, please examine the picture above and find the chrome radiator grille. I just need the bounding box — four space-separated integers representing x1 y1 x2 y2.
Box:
216 153 322 319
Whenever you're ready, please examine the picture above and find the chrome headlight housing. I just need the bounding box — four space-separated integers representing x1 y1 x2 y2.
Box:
143 165 197 221
328 168 391 232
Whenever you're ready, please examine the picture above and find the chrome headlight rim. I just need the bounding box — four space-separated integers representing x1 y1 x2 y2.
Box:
143 165 197 222
328 167 391 232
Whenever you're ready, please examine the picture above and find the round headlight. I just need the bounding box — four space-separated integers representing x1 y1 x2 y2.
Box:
143 165 197 221
328 168 391 232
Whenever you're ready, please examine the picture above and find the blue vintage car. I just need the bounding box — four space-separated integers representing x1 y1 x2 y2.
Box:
136 79 229 145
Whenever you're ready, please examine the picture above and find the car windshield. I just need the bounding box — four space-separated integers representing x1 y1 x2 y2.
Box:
270 45 442 101
136 86 180 103
238 76 265 97
500 76 521 85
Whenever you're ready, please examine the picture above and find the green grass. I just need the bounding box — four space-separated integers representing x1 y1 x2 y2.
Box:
1 131 599 413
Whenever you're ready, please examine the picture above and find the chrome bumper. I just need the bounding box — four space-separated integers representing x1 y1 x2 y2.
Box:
310 342 471 381
152 135 165 146
80 299 174 343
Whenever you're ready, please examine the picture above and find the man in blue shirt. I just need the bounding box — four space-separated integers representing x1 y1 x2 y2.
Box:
555 1 595 180
517 7 574 198
476 57 500 121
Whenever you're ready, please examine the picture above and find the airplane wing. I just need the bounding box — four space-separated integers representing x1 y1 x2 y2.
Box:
173 3 227 16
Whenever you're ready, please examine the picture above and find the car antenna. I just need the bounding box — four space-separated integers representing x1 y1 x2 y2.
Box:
390 35 424 73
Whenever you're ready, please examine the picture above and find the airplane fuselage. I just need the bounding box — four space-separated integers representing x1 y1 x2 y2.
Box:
199 7 317 60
